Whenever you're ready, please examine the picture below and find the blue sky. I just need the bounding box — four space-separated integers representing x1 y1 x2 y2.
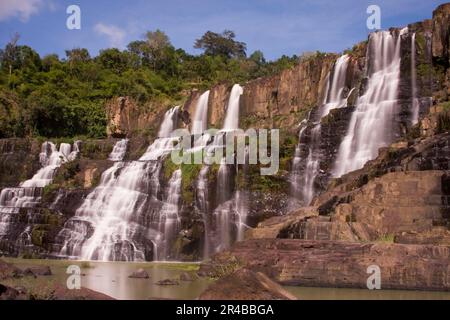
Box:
0 0 448 61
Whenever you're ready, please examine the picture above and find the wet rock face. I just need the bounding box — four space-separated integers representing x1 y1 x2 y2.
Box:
0 139 41 188
201 239 450 291
296 106 355 199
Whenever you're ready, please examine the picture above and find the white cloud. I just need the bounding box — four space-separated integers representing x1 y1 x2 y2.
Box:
94 23 126 48
0 0 43 22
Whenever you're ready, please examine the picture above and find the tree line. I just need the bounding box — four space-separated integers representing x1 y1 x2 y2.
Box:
0 30 299 138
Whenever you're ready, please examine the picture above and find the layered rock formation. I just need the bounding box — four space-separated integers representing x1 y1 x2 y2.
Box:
200 239 450 291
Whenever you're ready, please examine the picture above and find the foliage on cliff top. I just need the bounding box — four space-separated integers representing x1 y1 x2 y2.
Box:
0 30 302 139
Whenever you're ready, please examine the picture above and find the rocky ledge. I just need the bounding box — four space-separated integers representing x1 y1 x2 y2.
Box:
200 239 450 291
199 268 296 300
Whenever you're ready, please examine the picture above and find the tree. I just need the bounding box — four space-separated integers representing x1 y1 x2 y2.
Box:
194 30 247 59
249 50 266 65
97 48 129 73
144 29 173 71
41 54 61 72
65 48 90 65
0 33 20 77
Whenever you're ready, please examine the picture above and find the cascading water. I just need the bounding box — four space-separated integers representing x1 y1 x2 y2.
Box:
290 118 309 199
22 142 73 188
333 30 403 177
411 33 419 125
196 166 211 258
235 147 249 241
211 84 244 252
108 139 128 161
57 107 181 261
192 91 210 135
0 141 79 237
223 84 243 130
214 158 232 251
158 169 182 261
290 55 350 205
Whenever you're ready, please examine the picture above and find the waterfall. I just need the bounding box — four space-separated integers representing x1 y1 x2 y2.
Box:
157 107 179 138
57 107 180 262
0 141 79 237
290 118 309 198
302 125 321 205
411 33 419 125
192 91 210 135
22 142 71 188
320 55 350 118
223 84 243 130
196 166 211 259
157 169 182 261
290 54 350 205
214 159 232 251
235 149 249 241
210 84 244 253
333 30 403 177
108 139 128 161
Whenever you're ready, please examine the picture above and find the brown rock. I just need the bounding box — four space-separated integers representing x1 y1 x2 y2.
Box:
23 266 52 276
202 239 450 291
199 268 296 300
0 284 28 300
432 3 450 60
245 207 318 239
155 279 179 286
105 96 168 138
179 272 195 281
128 268 150 279
51 285 115 300
0 259 22 280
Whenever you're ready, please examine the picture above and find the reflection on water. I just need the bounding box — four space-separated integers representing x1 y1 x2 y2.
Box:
4 258 212 300
285 286 450 300
80 261 211 300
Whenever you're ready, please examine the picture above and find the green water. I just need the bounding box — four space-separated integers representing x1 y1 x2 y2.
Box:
2 258 212 300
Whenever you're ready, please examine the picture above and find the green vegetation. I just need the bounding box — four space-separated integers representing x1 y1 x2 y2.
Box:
437 111 450 133
376 233 395 243
0 30 301 139
180 162 202 204
41 183 59 204
162 154 179 180
208 254 243 279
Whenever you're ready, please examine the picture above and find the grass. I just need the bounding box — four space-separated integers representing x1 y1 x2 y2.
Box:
376 234 395 243
80 261 95 269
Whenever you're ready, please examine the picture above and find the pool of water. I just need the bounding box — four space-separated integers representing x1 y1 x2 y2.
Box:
2 258 212 300
285 286 450 300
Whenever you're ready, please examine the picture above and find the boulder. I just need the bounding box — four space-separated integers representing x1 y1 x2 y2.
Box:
128 268 150 279
0 259 22 280
155 279 179 286
179 272 195 281
198 268 296 300
23 266 52 276
0 284 28 300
